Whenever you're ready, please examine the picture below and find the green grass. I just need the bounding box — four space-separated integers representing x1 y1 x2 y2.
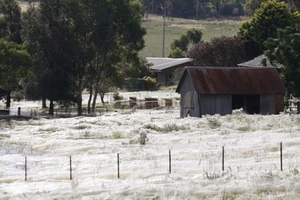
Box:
140 15 245 57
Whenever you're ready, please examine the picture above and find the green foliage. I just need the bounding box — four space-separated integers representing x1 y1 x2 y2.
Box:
238 0 300 49
168 47 185 58
188 36 248 66
140 17 243 57
245 0 268 15
264 24 300 97
143 76 158 91
168 28 202 58
186 28 203 44
21 0 146 115
0 40 31 91
0 0 22 44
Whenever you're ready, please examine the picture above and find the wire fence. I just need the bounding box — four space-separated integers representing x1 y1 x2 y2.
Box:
0 97 180 118
1 142 299 182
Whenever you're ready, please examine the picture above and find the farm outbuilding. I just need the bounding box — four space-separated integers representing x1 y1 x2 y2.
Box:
146 57 194 86
176 67 286 118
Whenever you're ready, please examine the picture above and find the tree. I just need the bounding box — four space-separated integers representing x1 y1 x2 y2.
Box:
83 0 146 114
245 0 267 15
238 0 300 49
0 40 31 108
22 0 77 115
264 24 300 96
0 0 24 108
168 28 202 58
188 36 248 66
0 0 22 44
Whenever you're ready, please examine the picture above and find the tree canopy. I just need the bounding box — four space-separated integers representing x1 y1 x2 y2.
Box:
21 0 146 115
238 0 300 49
188 36 248 66
265 24 300 96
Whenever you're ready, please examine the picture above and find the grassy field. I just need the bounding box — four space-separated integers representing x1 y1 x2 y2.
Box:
140 15 245 57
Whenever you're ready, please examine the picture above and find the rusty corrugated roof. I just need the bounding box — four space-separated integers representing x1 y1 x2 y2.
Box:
176 67 286 94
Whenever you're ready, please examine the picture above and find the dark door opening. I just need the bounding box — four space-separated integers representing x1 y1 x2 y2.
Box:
232 95 245 110
246 95 260 114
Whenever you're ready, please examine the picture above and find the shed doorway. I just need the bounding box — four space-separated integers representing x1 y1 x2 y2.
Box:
232 95 245 110
245 95 260 114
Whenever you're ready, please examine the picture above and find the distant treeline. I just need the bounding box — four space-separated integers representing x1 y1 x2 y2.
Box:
141 0 300 19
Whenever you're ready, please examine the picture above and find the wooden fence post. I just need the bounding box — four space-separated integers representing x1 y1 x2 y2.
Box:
117 153 120 179
280 142 283 171
222 146 225 172
169 150 171 174
70 156 72 180
25 156 27 181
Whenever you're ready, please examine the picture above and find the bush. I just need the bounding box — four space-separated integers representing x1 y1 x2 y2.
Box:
113 92 123 101
143 76 158 91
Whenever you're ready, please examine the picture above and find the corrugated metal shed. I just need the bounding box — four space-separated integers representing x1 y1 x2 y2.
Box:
238 55 273 67
176 67 286 95
146 57 192 72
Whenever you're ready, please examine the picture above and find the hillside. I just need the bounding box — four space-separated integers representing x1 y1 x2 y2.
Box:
140 15 244 57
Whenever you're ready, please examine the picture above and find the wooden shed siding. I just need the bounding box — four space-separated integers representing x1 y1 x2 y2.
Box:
179 74 198 117
157 72 167 86
274 94 285 114
260 95 275 114
200 95 232 116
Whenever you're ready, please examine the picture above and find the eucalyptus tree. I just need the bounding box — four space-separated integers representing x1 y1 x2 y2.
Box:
0 0 24 107
0 40 31 108
22 0 146 116
0 0 22 44
265 24 300 97
80 0 146 114
22 0 77 115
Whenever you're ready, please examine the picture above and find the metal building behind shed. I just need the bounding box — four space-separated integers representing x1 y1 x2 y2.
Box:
176 67 286 117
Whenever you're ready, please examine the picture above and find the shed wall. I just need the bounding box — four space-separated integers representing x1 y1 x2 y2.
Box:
179 75 200 117
274 94 285 114
260 95 275 114
157 72 167 86
200 95 232 116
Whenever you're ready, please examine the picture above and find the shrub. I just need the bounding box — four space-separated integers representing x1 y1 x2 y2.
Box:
143 76 158 91
113 92 123 101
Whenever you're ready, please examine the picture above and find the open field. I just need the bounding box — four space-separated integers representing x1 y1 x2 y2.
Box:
140 15 245 57
1 91 300 199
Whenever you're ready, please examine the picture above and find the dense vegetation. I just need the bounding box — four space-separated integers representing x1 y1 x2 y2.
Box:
141 0 300 19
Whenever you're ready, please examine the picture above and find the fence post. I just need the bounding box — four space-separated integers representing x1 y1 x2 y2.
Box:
18 107 21 116
169 150 171 174
117 153 120 179
222 146 225 172
25 156 27 181
280 142 283 171
70 156 72 180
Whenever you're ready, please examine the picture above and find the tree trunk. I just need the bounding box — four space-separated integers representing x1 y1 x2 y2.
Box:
100 91 105 104
49 99 54 115
42 97 47 108
6 91 11 108
87 85 93 114
92 88 98 113
77 79 83 116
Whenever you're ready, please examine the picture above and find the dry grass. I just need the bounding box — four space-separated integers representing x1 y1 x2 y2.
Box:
140 15 245 57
